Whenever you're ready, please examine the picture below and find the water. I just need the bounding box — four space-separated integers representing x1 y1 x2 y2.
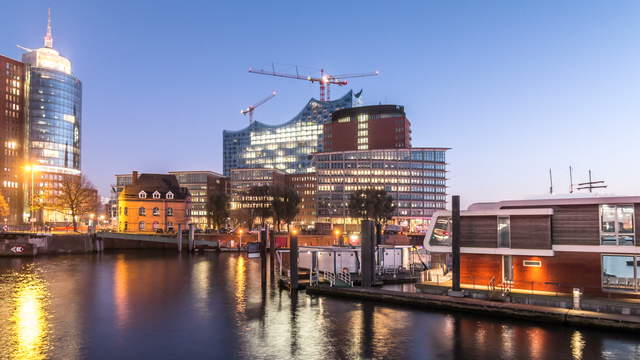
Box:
0 252 638 360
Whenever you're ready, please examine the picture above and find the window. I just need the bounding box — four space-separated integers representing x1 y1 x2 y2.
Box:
153 191 161 199
138 191 147 199
503 255 513 283
124 207 128 215
166 191 174 199
602 255 638 292
153 207 160 216
497 216 510 248
523 260 542 267
600 205 635 245
167 221 173 229
124 221 128 230
152 221 159 230
167 207 173 216
139 207 146 216
139 221 145 230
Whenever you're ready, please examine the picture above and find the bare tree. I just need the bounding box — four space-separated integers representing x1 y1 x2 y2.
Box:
54 174 98 232
271 186 300 232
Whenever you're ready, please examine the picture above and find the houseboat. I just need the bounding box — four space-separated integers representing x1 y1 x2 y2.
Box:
423 195 640 296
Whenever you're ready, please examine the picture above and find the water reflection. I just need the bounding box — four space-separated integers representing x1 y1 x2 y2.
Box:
0 265 50 360
0 253 639 360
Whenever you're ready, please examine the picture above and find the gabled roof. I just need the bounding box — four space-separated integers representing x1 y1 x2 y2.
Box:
123 174 190 199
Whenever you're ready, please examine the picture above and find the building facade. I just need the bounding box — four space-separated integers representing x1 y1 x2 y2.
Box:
0 55 27 225
324 105 411 152
314 148 448 232
286 172 317 228
229 168 286 211
424 196 640 297
118 173 190 233
222 90 357 176
169 171 227 229
20 11 83 224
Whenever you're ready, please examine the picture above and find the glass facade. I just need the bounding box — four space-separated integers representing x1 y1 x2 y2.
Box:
26 67 82 172
223 90 354 175
314 148 448 231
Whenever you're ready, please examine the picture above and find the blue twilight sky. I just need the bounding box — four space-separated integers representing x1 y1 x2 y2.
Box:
2 1 639 207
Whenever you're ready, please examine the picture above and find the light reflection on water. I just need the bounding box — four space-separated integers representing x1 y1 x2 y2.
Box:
0 265 50 360
0 252 638 360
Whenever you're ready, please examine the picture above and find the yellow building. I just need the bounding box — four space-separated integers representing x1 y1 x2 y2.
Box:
118 173 191 233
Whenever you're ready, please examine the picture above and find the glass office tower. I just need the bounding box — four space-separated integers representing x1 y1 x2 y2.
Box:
20 10 82 223
223 90 357 175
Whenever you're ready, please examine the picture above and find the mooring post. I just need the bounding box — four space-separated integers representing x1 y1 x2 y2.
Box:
361 220 375 287
290 233 299 291
451 195 462 294
188 224 195 252
177 224 183 252
260 229 267 286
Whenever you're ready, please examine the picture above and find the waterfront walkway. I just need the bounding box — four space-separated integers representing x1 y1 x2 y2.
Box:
306 286 640 332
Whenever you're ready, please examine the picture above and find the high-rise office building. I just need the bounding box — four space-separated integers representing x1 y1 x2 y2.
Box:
314 148 448 232
169 171 227 229
222 90 358 176
0 55 27 224
20 10 82 223
324 105 411 152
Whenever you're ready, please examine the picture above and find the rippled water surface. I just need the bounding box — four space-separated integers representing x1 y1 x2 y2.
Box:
0 252 639 360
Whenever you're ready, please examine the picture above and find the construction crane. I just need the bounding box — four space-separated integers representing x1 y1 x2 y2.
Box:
248 64 379 101
241 91 277 124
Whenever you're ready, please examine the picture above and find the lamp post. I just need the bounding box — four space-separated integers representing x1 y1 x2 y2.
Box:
238 228 243 250
24 165 37 232
334 228 341 246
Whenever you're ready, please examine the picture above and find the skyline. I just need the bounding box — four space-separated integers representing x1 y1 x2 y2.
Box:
2 1 639 207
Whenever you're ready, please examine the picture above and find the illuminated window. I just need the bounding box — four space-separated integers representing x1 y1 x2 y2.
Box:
497 216 510 248
152 221 159 230
600 205 635 246
139 221 145 230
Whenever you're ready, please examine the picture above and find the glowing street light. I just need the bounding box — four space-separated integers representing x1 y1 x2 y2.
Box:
334 228 341 246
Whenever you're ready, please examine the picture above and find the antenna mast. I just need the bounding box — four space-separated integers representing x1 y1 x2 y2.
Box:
44 8 53 48
549 168 553 194
577 169 607 193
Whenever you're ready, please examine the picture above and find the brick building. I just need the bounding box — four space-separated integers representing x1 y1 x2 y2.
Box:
0 55 26 224
118 173 190 233
324 105 411 152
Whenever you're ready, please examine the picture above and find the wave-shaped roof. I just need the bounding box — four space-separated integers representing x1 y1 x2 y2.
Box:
224 90 355 134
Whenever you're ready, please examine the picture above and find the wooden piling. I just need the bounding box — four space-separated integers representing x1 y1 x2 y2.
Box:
290 234 299 291
452 195 461 292
177 224 183 252
361 220 375 287
188 224 195 252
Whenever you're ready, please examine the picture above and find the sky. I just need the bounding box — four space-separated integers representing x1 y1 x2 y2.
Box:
2 1 639 208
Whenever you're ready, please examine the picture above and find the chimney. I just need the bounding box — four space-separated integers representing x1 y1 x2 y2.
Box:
132 171 138 184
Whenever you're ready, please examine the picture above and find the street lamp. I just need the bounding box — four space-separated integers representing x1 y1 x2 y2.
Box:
24 164 38 231
334 228 341 246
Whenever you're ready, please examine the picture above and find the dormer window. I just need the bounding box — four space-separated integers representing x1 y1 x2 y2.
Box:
138 191 147 199
153 191 161 199
166 191 174 200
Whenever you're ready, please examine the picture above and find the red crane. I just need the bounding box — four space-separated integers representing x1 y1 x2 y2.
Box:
248 65 379 101
241 91 277 124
